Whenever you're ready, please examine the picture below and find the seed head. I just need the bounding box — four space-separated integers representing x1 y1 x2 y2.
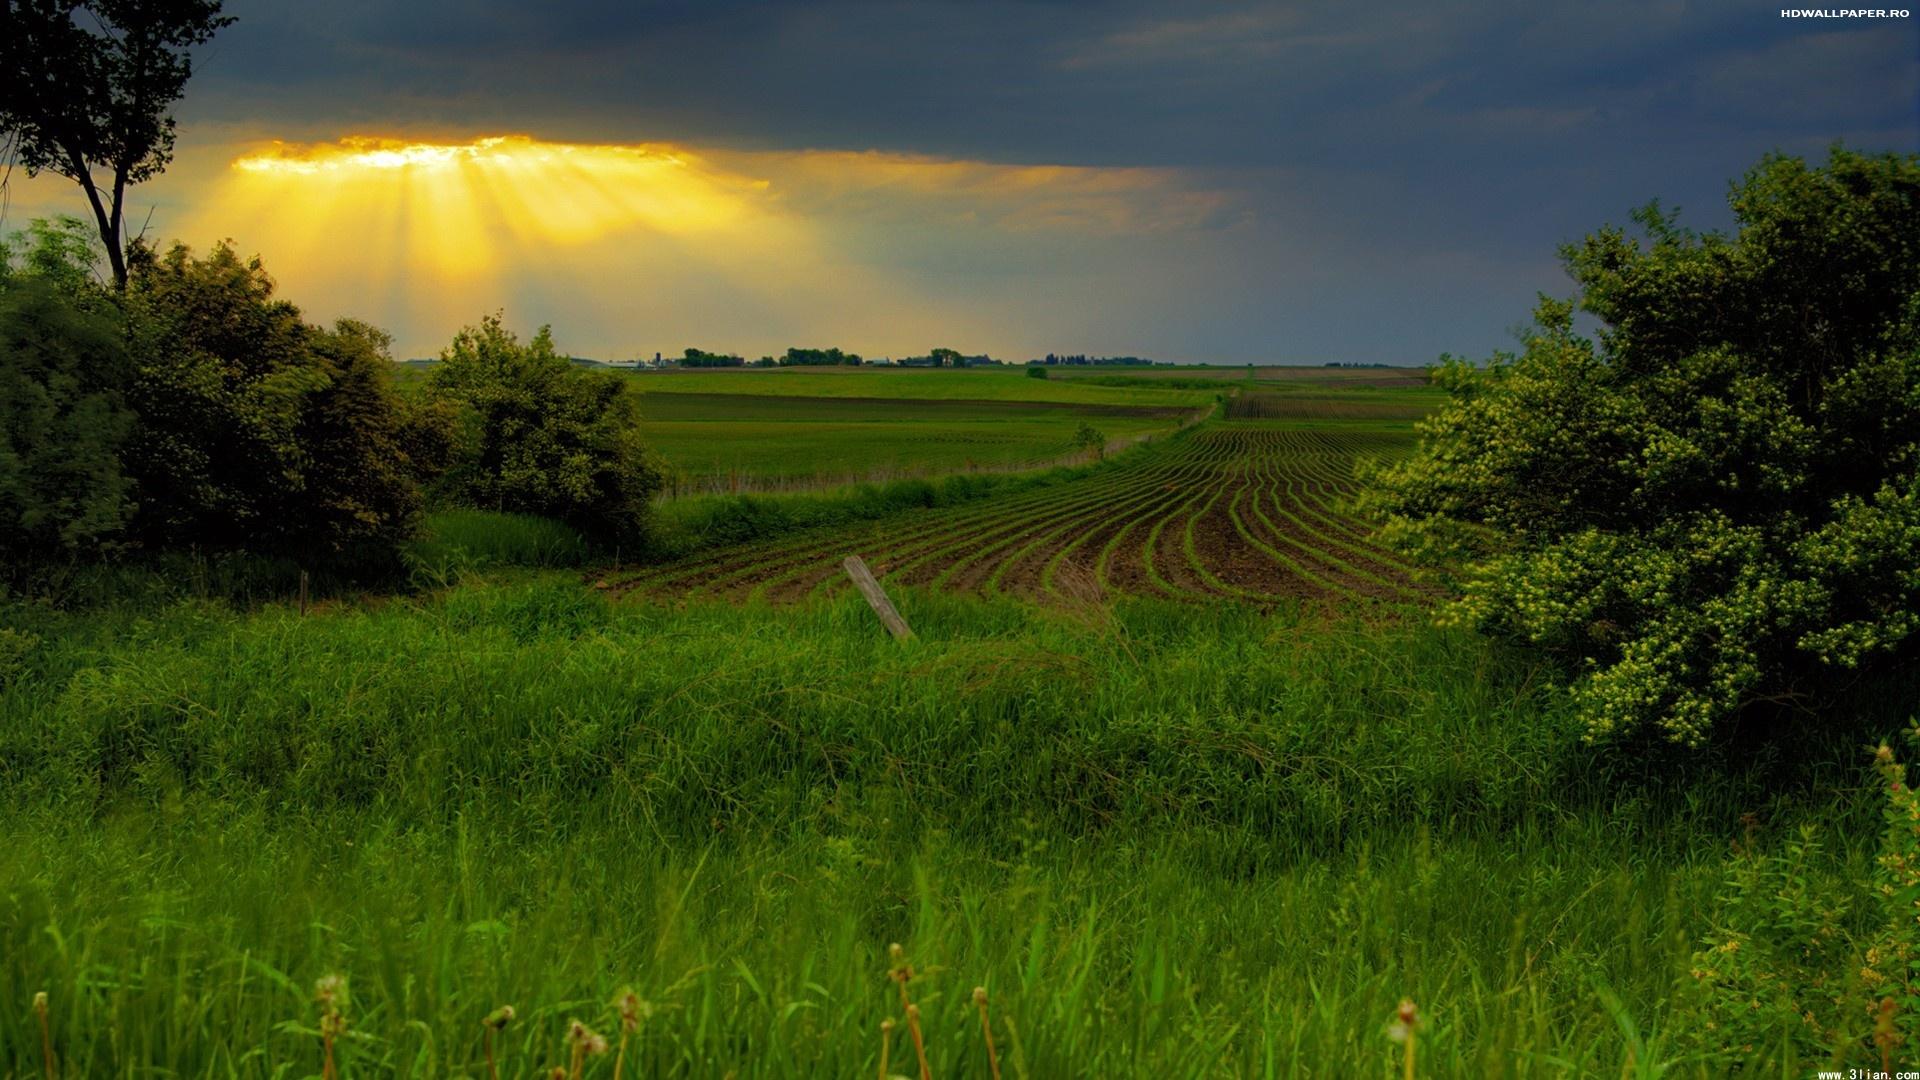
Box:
32 991 47 1017
1387 999 1418 1044
616 989 647 1033
973 986 989 1006
314 974 347 1007
568 1019 608 1053
881 1018 896 1034
483 1004 516 1030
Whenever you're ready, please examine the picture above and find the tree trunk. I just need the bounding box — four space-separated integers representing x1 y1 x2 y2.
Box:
65 149 127 288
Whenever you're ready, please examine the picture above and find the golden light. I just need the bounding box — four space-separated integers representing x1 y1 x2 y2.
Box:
160 131 1232 359
219 134 767 273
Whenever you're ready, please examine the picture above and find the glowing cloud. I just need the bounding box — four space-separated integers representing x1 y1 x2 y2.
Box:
155 133 1243 359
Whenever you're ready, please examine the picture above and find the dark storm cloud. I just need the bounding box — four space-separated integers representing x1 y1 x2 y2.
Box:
192 1 1913 162
165 0 1919 363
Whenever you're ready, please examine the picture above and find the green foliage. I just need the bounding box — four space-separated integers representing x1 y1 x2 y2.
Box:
0 216 104 295
1366 148 1920 744
429 313 662 541
120 241 426 568
1683 826 1858 1059
680 346 744 367
781 345 861 366
1682 733 1920 1063
1027 363 1049 378
0 273 136 558
1073 420 1107 455
0 626 39 687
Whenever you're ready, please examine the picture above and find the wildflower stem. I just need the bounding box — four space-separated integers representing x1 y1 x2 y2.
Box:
906 1003 930 1080
974 987 1001 1080
34 992 54 1080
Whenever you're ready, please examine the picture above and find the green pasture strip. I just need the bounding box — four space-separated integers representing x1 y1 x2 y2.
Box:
637 392 1194 422
644 416 1176 487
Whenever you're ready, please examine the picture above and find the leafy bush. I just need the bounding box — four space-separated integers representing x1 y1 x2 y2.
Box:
120 241 428 570
1366 148 1920 744
428 313 661 542
0 274 136 558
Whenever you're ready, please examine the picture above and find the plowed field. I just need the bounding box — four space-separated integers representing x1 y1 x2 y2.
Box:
614 416 1425 606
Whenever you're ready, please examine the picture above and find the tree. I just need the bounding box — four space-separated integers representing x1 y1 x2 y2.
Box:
0 0 233 288
1364 147 1920 746
430 314 662 542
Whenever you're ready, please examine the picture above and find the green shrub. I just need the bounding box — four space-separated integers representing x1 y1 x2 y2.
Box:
1366 148 1920 744
428 313 661 542
120 241 427 570
0 275 136 558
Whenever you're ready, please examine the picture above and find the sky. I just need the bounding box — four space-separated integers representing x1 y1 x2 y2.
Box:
5 0 1917 363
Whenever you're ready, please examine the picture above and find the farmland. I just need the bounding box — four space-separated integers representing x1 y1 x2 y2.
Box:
619 410 1425 604
398 364 1229 492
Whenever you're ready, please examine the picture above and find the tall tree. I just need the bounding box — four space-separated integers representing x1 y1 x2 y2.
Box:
0 0 232 288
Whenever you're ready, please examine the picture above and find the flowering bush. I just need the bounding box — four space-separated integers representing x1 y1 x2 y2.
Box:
1365 148 1920 744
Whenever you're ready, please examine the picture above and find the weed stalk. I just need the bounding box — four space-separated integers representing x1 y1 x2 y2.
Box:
33 991 53 1080
973 987 1001 1080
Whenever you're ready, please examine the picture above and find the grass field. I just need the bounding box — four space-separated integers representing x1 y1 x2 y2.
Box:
7 370 1908 1077
2 575 1906 1077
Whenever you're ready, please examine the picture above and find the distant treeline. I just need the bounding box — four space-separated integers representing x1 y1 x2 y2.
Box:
1035 354 1168 366
661 346 1002 368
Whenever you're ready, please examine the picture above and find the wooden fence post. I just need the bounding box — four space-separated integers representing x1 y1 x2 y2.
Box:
841 556 914 641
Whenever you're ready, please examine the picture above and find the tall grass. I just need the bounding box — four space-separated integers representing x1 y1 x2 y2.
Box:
409 509 594 570
0 577 1908 1075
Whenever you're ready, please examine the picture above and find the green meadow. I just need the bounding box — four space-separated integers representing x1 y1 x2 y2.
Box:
3 567 1910 1078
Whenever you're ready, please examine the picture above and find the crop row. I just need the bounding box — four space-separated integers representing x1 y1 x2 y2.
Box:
614 421 1426 607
